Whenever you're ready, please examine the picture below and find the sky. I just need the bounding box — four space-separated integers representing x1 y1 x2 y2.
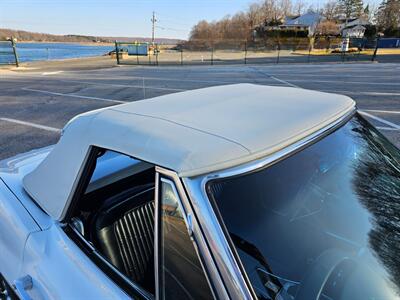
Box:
1 0 257 40
0 0 375 40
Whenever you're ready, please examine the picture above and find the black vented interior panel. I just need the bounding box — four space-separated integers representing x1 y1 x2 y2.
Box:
93 185 155 293
114 201 155 283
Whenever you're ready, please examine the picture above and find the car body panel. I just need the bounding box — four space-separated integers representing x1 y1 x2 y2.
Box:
0 178 40 282
0 148 134 299
21 224 130 300
0 146 53 230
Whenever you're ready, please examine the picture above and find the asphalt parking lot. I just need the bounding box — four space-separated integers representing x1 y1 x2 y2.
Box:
1 62 400 160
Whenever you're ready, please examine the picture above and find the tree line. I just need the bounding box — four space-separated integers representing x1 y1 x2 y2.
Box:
0 28 183 44
189 0 400 42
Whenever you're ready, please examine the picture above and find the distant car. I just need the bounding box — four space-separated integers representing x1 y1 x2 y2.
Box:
1 84 400 300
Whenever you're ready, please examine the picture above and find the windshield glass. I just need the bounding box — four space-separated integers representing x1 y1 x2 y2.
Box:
207 114 400 300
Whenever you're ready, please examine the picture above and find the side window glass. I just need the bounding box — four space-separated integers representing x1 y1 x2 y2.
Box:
159 179 214 299
70 148 156 296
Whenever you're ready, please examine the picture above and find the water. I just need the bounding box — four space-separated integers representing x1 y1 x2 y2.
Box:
14 42 114 62
0 41 16 64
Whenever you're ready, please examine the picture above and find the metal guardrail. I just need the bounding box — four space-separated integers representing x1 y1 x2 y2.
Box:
0 39 19 67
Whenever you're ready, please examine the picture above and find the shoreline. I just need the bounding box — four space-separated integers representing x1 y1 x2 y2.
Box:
1 55 118 73
17 41 114 46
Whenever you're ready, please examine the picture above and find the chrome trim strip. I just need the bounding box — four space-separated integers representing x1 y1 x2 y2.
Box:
154 171 160 300
183 107 356 299
156 166 228 300
182 177 254 300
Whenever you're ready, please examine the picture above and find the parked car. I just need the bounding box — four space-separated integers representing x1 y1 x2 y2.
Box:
1 84 399 300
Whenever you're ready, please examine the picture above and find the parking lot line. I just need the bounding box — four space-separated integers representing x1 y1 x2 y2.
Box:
62 75 265 85
22 87 127 104
359 111 400 130
0 117 61 133
249 67 301 88
42 71 64 76
266 73 400 79
286 79 399 86
58 79 187 92
317 90 400 96
361 92 400 96
269 76 301 88
142 78 146 99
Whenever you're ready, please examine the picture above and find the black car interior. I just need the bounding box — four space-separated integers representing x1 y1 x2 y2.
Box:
70 155 156 295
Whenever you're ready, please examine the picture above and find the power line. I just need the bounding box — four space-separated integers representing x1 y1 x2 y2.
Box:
155 26 189 32
157 18 194 27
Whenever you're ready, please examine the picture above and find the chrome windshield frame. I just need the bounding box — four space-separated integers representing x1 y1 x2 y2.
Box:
182 108 356 299
155 166 228 300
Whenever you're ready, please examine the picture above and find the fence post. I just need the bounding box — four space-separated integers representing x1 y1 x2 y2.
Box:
326 36 331 53
11 38 19 67
244 41 247 64
156 45 159 66
136 44 139 65
181 48 183 66
341 44 345 62
114 41 120 65
276 43 280 64
308 36 314 63
372 36 380 62
211 47 214 65
148 48 151 65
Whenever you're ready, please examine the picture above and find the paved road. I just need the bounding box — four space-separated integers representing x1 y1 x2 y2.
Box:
1 62 400 159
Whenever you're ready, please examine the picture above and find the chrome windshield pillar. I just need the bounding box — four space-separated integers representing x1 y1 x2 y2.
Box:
183 176 255 300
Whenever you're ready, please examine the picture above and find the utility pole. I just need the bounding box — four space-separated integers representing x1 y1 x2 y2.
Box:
151 11 157 45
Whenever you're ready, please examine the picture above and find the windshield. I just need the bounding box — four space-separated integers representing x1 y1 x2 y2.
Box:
207 114 400 300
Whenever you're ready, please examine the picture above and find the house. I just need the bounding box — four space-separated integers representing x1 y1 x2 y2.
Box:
339 17 370 38
280 12 323 36
254 12 322 38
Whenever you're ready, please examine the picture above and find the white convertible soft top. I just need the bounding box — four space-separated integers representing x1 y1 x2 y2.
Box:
23 84 355 219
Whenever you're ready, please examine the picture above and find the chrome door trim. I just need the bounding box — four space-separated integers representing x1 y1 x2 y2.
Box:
154 171 160 300
182 177 255 300
155 166 228 300
183 108 356 299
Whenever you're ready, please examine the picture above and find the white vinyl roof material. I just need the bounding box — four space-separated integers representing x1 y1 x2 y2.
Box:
23 84 355 219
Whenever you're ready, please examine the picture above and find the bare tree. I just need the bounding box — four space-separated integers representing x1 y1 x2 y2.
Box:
376 0 400 33
293 0 307 15
323 0 340 20
315 20 341 35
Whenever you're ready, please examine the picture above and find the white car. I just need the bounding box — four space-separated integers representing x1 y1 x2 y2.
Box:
1 84 399 300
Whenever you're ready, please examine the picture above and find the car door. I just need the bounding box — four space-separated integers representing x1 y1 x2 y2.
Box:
17 147 226 299
19 222 131 300
0 179 40 289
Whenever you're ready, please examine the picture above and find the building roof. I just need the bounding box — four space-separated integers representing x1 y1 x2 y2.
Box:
23 84 355 219
284 12 322 27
